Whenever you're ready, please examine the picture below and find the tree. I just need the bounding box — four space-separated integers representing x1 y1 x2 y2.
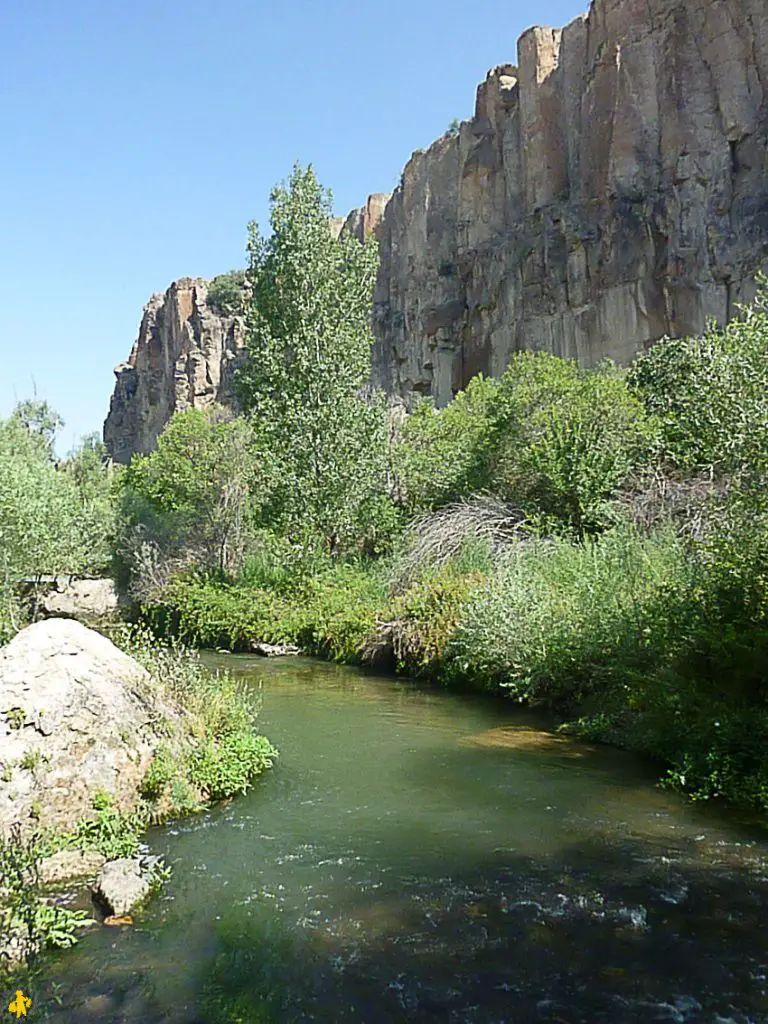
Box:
237 164 393 553
206 270 247 316
10 399 64 455
120 409 260 584
0 407 115 640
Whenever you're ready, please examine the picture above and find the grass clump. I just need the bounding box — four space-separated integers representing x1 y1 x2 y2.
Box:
115 625 278 812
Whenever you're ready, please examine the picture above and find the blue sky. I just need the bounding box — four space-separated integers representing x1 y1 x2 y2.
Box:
1 0 582 454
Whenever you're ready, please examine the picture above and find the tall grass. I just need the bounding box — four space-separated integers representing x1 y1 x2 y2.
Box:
442 526 688 702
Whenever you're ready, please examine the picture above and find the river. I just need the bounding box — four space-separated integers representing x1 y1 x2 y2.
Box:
28 655 768 1022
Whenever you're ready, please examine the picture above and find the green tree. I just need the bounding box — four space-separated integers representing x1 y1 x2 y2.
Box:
0 406 115 640
489 353 658 535
629 284 768 477
206 270 247 316
10 398 64 454
394 374 501 513
237 164 393 553
120 409 260 584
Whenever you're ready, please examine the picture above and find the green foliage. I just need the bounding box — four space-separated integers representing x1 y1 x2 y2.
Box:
116 626 278 809
66 797 147 859
0 825 87 972
395 375 501 513
444 526 686 700
237 163 394 554
6 707 26 730
207 269 247 316
148 559 387 663
187 732 276 801
10 399 64 453
396 354 656 535
386 563 488 676
446 117 461 137
0 402 116 641
489 353 657 535
628 286 768 476
119 408 262 590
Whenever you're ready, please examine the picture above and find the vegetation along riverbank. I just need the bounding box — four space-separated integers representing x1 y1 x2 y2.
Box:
2 160 768 953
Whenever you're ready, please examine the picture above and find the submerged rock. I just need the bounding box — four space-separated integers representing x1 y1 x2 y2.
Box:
0 618 188 839
94 857 158 916
251 642 300 657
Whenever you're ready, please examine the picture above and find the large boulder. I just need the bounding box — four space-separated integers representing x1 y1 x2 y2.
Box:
0 619 187 838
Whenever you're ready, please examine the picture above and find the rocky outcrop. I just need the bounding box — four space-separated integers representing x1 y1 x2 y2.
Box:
26 577 120 623
94 857 155 917
104 0 768 445
0 619 188 838
370 0 768 404
103 277 246 463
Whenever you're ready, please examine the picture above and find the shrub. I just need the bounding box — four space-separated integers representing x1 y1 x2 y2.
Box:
443 525 688 701
488 353 658 535
384 563 488 676
628 283 768 476
206 270 247 316
394 375 501 513
115 626 278 811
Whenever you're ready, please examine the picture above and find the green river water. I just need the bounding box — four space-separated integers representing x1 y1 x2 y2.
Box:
23 656 768 1022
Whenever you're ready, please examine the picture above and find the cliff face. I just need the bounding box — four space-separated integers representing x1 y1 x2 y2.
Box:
104 278 246 463
105 0 768 456
370 0 768 404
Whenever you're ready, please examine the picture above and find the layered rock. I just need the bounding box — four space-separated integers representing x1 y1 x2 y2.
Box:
104 0 768 446
104 278 246 463
371 0 768 404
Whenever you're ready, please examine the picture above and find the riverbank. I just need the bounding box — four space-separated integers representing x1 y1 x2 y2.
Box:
137 520 768 819
0 621 276 978
21 653 768 1024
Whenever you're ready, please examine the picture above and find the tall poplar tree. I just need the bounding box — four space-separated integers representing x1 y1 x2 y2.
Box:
237 164 392 553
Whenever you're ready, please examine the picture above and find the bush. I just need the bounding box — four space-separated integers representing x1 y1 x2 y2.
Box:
206 270 247 316
118 409 263 592
395 355 657 535
146 560 387 663
628 284 768 476
443 525 688 701
394 375 501 513
384 562 489 676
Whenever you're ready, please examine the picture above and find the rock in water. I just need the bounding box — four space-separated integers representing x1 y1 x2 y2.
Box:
0 618 186 838
94 859 150 916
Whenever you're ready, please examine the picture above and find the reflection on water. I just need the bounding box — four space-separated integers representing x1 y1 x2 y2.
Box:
27 656 768 1022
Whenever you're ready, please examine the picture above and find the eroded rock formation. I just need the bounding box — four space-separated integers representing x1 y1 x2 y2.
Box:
371 0 768 404
104 278 245 463
105 0 768 450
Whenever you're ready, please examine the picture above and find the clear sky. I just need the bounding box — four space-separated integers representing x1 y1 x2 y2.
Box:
1 0 582 454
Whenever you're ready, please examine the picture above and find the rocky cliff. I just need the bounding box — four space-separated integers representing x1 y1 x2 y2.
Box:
105 0 768 455
370 0 768 404
104 278 245 463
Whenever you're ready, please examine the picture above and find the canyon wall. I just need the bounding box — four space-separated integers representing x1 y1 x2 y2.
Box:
105 0 768 458
103 278 245 463
370 0 768 404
